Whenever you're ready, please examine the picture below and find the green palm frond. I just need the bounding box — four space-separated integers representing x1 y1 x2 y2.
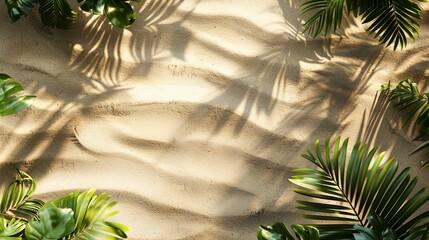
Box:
290 137 429 239
407 223 429 240
381 80 429 133
0 170 127 239
0 169 44 221
362 0 422 50
301 0 345 38
38 0 78 29
0 216 26 239
257 222 320 240
404 222 429 240
381 79 429 167
50 189 128 239
300 0 426 50
0 74 35 117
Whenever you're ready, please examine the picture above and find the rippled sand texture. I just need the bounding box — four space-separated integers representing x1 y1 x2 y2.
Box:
1 0 429 239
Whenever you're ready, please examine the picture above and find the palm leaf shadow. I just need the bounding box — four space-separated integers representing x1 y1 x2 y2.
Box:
67 0 187 84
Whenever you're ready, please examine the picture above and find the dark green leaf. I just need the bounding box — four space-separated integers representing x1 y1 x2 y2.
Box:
353 213 398 240
80 0 104 15
381 79 429 167
38 0 78 29
5 0 37 21
104 0 137 28
300 0 424 49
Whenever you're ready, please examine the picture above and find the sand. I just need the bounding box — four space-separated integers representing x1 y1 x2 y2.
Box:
1 0 429 239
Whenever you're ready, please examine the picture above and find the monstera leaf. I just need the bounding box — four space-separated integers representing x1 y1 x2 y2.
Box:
353 213 398 240
4 0 37 21
382 79 429 167
4 0 140 29
0 74 35 117
0 169 44 220
301 0 425 50
49 189 128 239
289 137 429 239
257 222 320 240
25 203 75 240
79 0 139 28
0 216 26 239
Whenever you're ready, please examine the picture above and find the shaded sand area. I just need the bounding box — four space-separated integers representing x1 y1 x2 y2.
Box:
1 0 429 239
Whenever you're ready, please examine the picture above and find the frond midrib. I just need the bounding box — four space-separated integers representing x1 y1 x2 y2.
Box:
319 165 366 227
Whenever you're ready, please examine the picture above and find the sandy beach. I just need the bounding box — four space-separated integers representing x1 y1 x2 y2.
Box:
1 0 429 239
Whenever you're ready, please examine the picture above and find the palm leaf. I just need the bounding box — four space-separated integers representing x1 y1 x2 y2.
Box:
381 79 429 133
405 222 429 240
290 137 429 239
0 216 25 239
381 79 429 166
301 0 345 37
362 0 422 50
0 169 44 221
50 189 128 239
0 74 35 117
257 222 320 240
300 0 425 50
38 0 77 29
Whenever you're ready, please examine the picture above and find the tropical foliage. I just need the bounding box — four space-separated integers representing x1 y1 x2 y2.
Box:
258 137 429 239
0 73 127 238
258 212 428 240
381 79 429 167
300 0 428 50
257 222 320 240
0 73 35 117
4 0 141 29
0 169 128 239
353 213 398 240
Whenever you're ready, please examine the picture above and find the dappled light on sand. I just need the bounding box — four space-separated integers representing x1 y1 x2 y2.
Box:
1 0 429 239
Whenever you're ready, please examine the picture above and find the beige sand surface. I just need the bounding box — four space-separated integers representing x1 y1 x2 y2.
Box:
1 0 429 239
